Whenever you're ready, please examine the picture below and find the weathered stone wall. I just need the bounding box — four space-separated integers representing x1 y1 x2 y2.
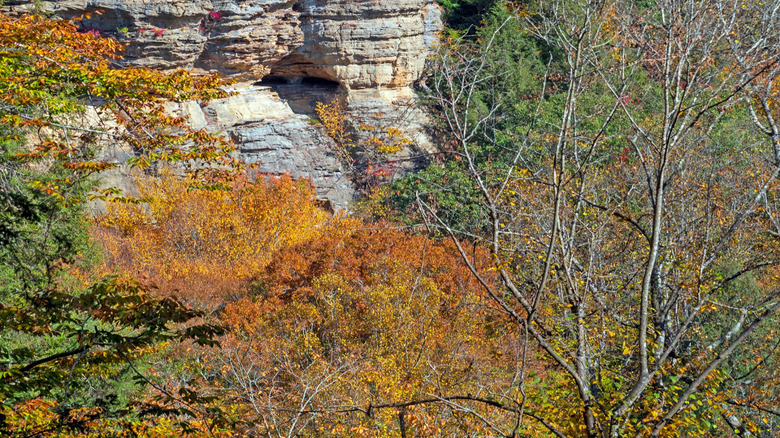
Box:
4 0 302 79
3 0 442 209
272 0 434 89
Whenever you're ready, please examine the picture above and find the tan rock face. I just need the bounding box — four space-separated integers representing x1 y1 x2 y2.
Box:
269 0 435 89
3 0 442 208
7 0 439 86
4 0 302 80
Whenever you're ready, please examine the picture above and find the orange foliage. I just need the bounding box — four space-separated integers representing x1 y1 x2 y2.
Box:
0 12 237 202
0 398 228 438
93 172 329 304
204 222 540 436
90 172 543 436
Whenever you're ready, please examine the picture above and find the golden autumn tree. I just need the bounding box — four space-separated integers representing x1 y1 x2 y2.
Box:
95 172 329 305
92 170 555 437
0 12 236 436
315 99 412 194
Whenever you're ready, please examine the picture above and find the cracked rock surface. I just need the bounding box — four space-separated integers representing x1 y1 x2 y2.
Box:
3 0 442 209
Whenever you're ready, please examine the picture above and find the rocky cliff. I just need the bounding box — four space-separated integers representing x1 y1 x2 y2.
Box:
3 0 442 208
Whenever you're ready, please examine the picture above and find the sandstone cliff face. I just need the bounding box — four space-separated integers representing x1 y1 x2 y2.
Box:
273 0 433 89
189 84 355 208
3 0 442 209
5 0 302 79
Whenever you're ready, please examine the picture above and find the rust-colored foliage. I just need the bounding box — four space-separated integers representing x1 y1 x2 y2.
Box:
91 170 543 436
208 222 535 436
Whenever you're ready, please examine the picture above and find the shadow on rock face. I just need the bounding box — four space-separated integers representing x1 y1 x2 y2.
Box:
256 74 343 116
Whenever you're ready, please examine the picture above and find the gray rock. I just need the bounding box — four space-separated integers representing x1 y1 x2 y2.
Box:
3 0 442 209
193 85 356 209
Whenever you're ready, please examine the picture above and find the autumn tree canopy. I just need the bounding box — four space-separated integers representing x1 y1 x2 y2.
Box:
4 1 780 438
401 0 780 436
0 12 236 437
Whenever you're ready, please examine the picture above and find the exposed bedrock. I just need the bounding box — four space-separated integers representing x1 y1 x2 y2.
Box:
272 0 435 89
3 0 443 209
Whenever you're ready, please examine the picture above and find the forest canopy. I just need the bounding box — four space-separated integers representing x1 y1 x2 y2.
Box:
2 1 780 437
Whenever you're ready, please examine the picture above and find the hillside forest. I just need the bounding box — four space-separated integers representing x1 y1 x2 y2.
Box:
2 1 780 437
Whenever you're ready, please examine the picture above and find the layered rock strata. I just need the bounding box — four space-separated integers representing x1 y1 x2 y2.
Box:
195 84 354 208
3 0 442 208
